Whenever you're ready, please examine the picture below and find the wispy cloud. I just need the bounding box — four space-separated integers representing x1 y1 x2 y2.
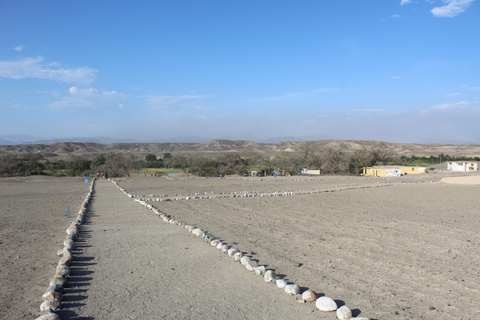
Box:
392 76 402 79
422 100 480 113
145 94 212 112
37 90 60 97
14 45 25 52
431 0 476 17
0 56 97 86
258 88 337 102
400 0 412 5
351 108 386 113
47 86 126 110
445 92 460 97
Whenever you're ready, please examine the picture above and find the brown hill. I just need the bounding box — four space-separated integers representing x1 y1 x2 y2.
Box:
1 140 480 160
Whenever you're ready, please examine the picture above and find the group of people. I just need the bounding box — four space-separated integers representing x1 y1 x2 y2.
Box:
96 171 108 179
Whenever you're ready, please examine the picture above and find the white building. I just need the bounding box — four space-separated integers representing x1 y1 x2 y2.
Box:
301 168 321 175
447 162 478 172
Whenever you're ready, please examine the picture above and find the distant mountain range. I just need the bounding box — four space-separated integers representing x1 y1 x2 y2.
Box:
0 135 334 145
0 136 138 145
1 139 480 160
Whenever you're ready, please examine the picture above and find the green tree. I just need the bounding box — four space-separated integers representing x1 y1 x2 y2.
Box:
145 154 157 162
91 154 106 168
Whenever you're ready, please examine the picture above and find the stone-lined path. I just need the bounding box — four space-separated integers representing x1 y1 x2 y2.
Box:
57 179 323 319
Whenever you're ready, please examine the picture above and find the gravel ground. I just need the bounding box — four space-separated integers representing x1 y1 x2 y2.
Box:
1 171 479 319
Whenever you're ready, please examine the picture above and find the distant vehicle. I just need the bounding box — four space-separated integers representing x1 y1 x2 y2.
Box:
242 172 249 177
256 172 264 177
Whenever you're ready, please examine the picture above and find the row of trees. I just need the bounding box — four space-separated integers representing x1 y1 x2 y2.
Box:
0 152 141 177
2 147 478 178
142 146 392 176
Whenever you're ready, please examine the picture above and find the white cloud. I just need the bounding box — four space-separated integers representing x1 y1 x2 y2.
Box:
445 92 460 97
14 45 25 52
0 56 97 86
258 88 337 102
422 100 479 113
48 86 126 110
431 0 476 17
400 0 412 5
145 94 212 112
37 90 60 97
351 108 386 113
392 76 402 79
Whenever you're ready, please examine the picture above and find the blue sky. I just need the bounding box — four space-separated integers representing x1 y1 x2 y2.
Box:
1 0 479 144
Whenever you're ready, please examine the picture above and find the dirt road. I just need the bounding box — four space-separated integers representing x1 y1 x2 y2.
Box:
58 179 322 319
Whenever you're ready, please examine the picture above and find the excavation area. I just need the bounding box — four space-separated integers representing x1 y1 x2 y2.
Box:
1 171 479 319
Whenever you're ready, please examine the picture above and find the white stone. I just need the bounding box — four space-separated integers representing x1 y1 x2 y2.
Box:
233 252 243 262
264 270 277 282
42 291 62 301
336 305 352 320
301 289 317 302
49 277 67 287
285 284 301 295
210 239 220 247
227 248 239 257
192 228 204 237
40 300 61 312
56 264 70 277
64 239 75 250
240 256 250 266
66 227 77 237
253 265 266 276
276 279 287 289
245 260 258 271
315 296 337 312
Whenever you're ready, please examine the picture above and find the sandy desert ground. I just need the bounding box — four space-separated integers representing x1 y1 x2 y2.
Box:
1 171 479 319
0 177 90 319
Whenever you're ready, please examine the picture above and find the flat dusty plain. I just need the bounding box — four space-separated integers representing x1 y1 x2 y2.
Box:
1 171 479 319
0 177 90 319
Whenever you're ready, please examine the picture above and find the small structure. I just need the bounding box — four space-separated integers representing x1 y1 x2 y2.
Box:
363 166 427 177
447 162 478 172
301 168 321 175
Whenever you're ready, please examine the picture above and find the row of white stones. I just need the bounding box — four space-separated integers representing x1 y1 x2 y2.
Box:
111 179 370 320
131 180 436 202
35 178 96 320
167 174 436 183
167 176 356 181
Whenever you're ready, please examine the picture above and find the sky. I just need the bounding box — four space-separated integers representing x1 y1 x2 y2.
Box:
1 0 479 144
